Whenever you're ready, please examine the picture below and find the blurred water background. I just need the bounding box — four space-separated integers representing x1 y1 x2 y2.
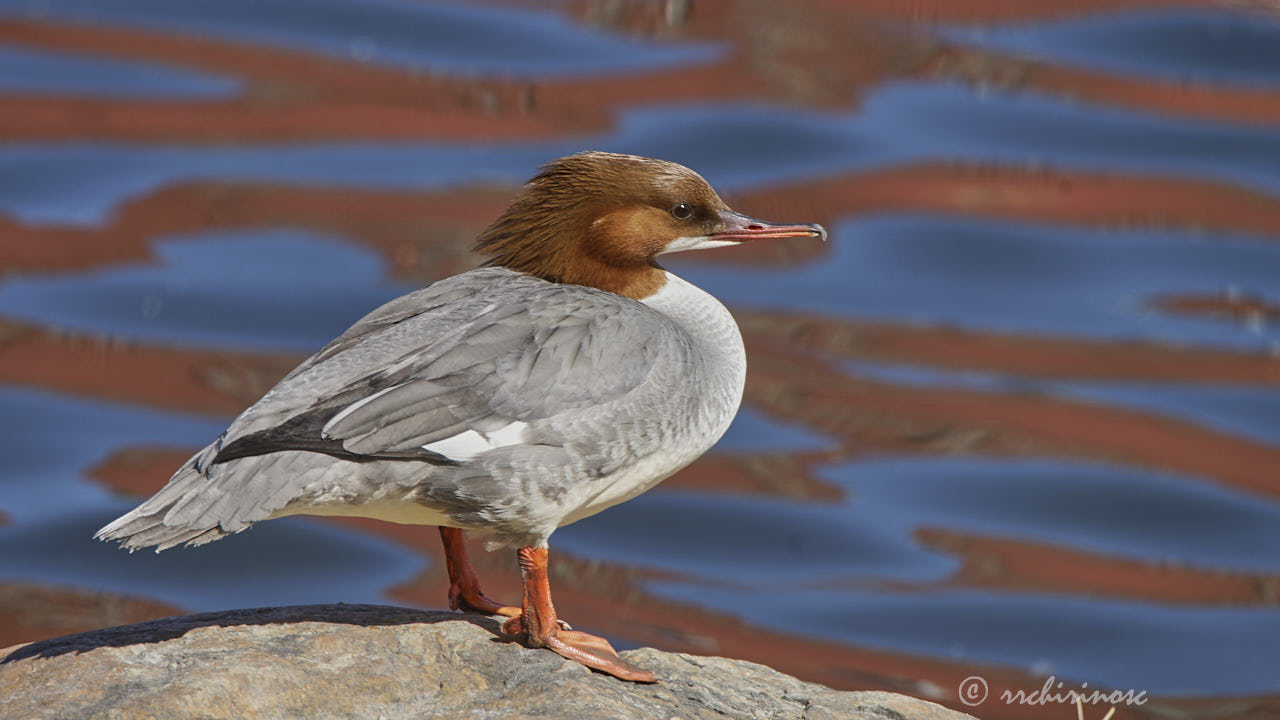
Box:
0 1 1277 716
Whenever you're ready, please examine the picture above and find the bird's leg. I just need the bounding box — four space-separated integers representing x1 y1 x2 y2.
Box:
438 527 520 618
501 545 656 683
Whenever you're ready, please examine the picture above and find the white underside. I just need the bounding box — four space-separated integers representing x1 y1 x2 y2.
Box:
269 445 699 531
273 494 454 527
264 455 456 526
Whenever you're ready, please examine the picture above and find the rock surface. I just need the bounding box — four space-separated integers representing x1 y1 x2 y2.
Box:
0 604 975 720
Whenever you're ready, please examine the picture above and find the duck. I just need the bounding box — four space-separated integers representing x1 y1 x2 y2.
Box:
97 151 826 682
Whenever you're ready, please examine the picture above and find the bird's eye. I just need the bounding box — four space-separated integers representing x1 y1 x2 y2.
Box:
670 202 693 220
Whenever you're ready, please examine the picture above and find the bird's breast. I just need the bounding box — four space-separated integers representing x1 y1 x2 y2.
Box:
556 272 746 526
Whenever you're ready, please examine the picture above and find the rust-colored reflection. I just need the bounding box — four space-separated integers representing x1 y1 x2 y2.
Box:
1 0 1278 716
1 0 1279 147
0 582 182 650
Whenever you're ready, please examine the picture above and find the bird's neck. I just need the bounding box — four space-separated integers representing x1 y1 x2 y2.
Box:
642 271 747 399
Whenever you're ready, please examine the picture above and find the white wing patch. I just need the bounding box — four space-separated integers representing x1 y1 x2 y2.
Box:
423 421 528 462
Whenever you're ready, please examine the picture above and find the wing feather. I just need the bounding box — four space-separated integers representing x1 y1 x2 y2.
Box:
263 269 678 464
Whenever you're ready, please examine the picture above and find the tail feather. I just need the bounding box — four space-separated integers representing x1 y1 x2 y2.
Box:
95 443 326 552
95 443 237 552
152 525 227 552
177 453 286 532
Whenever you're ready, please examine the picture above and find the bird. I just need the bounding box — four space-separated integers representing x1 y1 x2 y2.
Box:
97 151 826 682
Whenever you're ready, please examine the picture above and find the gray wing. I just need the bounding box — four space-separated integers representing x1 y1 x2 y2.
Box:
96 268 684 550
225 268 666 457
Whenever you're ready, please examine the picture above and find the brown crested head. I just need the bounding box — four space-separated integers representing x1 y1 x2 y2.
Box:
474 151 826 300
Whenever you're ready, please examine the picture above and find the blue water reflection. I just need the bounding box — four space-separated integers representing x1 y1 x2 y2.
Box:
822 457 1280 573
6 83 1280 226
566 454 1280 693
0 509 423 611
0 387 224 522
0 0 719 77
0 386 423 610
564 456 1280 580
944 9 1280 89
714 405 835 454
673 214 1280 350
0 230 411 352
0 44 241 98
558 488 957 585
649 583 1280 695
846 360 1280 449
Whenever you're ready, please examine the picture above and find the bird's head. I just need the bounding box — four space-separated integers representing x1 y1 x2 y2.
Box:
475 151 826 299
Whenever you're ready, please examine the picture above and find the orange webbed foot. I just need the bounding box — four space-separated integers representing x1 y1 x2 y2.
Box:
448 583 521 618
544 629 656 683
439 527 522 618
506 544 655 682
502 615 651 682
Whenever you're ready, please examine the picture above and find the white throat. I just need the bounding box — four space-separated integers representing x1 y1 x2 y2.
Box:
660 235 740 254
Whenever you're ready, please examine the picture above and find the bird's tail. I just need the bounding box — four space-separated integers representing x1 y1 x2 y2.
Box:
95 441 235 552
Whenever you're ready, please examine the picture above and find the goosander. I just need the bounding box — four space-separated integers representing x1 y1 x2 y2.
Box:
97 151 826 682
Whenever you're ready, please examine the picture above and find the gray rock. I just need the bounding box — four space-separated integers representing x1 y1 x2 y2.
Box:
0 604 976 720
